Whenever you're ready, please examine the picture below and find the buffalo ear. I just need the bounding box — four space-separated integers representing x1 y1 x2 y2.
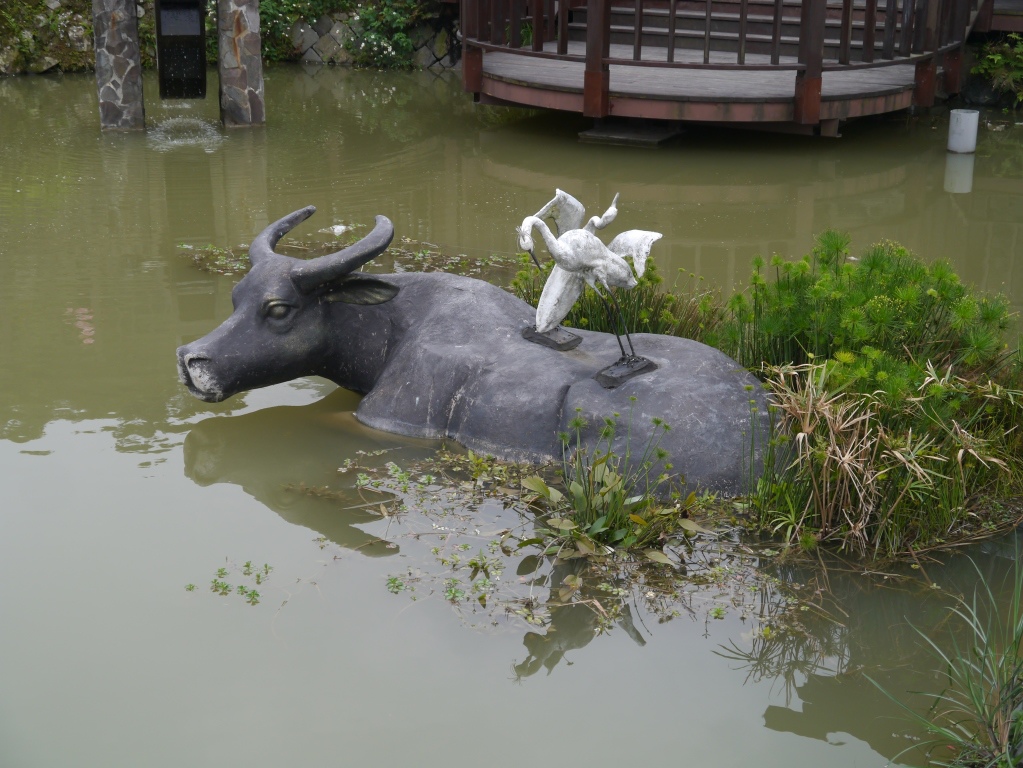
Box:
321 275 400 305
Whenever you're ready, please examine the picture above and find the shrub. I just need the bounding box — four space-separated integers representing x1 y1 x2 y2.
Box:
730 232 1023 556
715 232 1015 400
973 33 1023 107
346 0 435 68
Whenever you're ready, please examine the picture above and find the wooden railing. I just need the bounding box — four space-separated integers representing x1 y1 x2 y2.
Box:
461 0 980 124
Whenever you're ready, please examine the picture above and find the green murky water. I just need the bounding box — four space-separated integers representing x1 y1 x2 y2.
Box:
2 66 1023 768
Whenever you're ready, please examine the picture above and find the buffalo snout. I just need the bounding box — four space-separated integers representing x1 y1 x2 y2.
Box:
177 347 226 402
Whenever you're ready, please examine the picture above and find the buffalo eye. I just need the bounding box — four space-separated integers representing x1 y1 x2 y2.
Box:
265 302 293 320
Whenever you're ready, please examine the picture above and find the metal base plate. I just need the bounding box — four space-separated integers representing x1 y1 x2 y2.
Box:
522 325 582 351
594 356 658 389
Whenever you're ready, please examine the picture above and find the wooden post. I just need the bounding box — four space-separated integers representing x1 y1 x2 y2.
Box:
942 0 968 92
531 0 544 51
794 0 825 125
913 57 937 106
944 47 963 93
92 0 145 130
463 46 484 92
863 0 877 61
583 0 611 117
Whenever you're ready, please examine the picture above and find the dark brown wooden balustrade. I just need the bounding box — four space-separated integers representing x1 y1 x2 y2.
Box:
461 0 980 127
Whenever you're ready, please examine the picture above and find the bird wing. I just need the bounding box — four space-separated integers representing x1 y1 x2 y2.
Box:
533 189 586 236
606 229 662 278
535 265 586 334
584 192 620 233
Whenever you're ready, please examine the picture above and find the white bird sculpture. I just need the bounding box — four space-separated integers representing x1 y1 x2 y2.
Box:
516 215 662 360
534 188 621 237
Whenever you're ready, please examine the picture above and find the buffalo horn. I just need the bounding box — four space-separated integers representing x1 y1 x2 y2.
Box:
291 215 394 293
249 205 317 266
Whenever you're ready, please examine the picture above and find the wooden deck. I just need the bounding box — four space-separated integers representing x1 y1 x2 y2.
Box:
479 41 918 124
462 0 980 133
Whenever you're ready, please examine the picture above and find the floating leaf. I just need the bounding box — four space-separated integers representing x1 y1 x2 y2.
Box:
575 536 596 555
678 518 713 535
629 514 649 527
521 476 551 496
644 549 673 565
516 537 545 549
547 517 578 531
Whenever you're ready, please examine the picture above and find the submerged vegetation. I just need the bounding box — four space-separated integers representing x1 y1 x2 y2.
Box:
179 228 518 278
512 230 1023 558
284 443 817 654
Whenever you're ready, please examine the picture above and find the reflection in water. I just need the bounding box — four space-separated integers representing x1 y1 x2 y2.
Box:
715 545 1023 762
512 561 647 679
945 152 976 194
182 389 441 556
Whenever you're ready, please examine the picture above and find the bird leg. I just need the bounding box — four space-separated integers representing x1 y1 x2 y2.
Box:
593 288 628 359
604 288 637 358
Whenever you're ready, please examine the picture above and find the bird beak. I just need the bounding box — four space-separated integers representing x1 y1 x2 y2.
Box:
528 247 542 270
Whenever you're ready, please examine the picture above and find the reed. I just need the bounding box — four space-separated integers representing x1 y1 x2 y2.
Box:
871 557 1023 767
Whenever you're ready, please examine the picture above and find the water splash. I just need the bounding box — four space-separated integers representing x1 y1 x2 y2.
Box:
147 116 224 154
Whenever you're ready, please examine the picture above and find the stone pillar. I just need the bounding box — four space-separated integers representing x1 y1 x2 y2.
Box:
217 0 265 127
92 0 145 130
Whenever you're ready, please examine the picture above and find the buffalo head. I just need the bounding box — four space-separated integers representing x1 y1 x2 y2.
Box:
177 206 396 402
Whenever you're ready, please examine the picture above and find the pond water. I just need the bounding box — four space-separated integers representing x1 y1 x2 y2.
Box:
2 66 1023 768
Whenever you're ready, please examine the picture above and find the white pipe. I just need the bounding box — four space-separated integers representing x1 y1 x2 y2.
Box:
948 109 979 154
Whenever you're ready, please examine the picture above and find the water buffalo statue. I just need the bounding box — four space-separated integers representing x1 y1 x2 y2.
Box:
177 206 770 495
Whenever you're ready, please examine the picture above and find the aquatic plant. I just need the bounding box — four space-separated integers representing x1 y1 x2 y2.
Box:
521 401 706 560
751 362 1023 556
722 232 1023 557
714 232 1016 391
188 558 273 606
871 557 1023 767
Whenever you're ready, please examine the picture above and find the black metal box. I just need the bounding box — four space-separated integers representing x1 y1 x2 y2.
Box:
156 0 208 99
